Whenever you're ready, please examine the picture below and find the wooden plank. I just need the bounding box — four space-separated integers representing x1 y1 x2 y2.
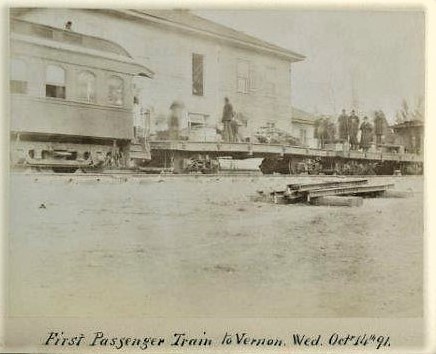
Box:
306 184 394 198
287 179 368 191
310 196 364 207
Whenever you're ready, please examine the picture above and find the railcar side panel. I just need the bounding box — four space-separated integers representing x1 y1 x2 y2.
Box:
11 95 133 140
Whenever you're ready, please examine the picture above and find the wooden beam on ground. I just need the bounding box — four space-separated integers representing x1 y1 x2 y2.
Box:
305 184 394 199
287 179 368 192
310 196 363 207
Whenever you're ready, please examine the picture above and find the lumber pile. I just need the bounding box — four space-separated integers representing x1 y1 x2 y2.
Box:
258 179 395 207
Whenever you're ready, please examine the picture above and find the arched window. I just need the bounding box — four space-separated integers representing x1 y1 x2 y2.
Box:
10 58 27 94
77 70 96 103
108 76 124 106
46 65 66 99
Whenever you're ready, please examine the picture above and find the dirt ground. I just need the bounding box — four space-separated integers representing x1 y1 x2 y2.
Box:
8 173 423 318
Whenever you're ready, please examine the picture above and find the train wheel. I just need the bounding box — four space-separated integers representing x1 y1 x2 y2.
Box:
259 158 277 174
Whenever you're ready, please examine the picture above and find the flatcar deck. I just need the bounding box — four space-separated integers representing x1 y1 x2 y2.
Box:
149 140 423 163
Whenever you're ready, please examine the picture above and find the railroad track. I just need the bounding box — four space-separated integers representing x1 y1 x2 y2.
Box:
10 171 418 179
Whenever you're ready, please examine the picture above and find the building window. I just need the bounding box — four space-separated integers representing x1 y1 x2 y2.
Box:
265 66 276 95
108 76 124 106
192 53 204 96
299 128 307 146
10 58 28 94
77 70 96 103
188 113 206 129
237 59 249 94
249 64 259 92
46 65 66 99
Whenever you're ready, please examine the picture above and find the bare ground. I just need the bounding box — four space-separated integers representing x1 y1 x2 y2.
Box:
8 174 423 318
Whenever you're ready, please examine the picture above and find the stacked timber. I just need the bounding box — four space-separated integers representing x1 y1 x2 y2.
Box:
261 179 395 206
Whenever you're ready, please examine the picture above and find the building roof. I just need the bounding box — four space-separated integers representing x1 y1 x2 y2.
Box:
391 119 424 130
291 107 318 124
11 8 306 62
108 9 305 62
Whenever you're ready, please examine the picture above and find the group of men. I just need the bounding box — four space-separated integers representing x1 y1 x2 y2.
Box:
338 109 362 150
338 109 385 151
166 97 386 152
314 116 336 149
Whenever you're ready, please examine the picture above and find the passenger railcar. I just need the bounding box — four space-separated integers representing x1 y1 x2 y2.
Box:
10 18 153 172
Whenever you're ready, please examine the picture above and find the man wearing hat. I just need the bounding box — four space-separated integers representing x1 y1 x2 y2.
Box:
349 110 360 150
360 116 373 152
338 109 349 143
222 97 234 142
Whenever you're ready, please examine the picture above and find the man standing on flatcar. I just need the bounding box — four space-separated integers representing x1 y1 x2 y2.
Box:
222 97 234 142
374 110 386 146
360 116 373 152
349 110 360 150
338 109 349 144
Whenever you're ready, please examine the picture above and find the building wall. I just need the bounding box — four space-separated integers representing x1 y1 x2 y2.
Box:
16 9 295 140
394 126 424 154
292 121 317 148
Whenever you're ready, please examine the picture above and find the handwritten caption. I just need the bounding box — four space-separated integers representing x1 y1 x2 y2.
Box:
43 331 391 350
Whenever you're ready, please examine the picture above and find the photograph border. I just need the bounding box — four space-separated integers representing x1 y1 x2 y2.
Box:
1 0 435 353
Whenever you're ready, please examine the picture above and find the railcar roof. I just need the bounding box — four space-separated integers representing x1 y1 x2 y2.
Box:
10 18 132 58
10 18 154 78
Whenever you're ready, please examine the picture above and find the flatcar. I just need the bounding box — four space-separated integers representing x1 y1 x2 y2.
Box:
9 18 154 172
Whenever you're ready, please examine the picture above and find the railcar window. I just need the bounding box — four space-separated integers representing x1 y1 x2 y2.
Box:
77 71 96 103
108 76 124 106
10 58 28 94
46 65 66 99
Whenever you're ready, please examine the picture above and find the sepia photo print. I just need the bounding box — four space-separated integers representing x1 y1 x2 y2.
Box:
4 3 433 353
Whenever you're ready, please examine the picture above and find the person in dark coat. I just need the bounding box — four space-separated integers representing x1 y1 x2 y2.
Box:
360 116 373 151
222 97 234 142
316 116 334 148
168 100 184 140
374 110 386 146
349 110 360 150
325 117 336 144
338 109 349 143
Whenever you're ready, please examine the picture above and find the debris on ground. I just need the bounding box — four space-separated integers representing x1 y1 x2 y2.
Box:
256 179 403 207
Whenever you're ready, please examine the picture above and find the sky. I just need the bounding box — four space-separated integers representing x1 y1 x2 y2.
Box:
195 10 425 122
